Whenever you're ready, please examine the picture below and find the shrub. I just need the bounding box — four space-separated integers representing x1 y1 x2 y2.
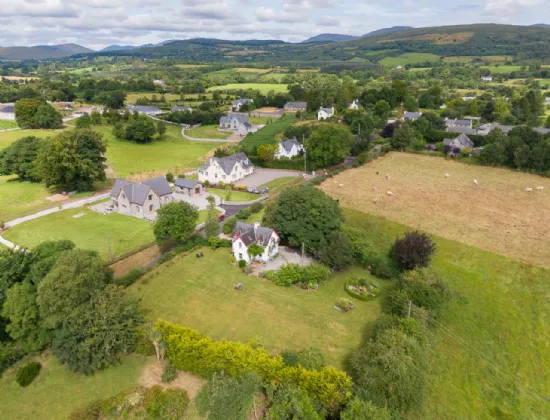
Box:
69 399 104 420
161 361 178 383
156 320 352 412
165 172 174 183
223 217 237 234
235 208 251 220
145 386 190 418
158 251 176 264
16 362 41 387
392 231 436 270
335 298 354 313
366 253 397 279
174 234 208 253
266 263 330 288
238 259 247 269
296 347 325 370
345 276 379 301
0 343 24 377
461 147 472 156
114 268 144 287
302 263 330 286
340 397 392 420
249 202 264 213
281 350 298 366
209 236 221 249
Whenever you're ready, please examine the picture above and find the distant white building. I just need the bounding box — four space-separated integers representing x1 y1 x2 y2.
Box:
198 152 254 184
171 105 192 113
232 221 279 264
231 98 253 112
275 138 303 159
318 106 335 120
153 79 166 86
127 105 163 116
481 76 493 82
220 113 252 136
0 103 15 120
462 96 477 101
545 97 550 106
348 100 360 110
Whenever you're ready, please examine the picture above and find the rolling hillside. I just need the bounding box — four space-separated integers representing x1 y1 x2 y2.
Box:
302 34 358 43
0 43 92 60
362 26 413 37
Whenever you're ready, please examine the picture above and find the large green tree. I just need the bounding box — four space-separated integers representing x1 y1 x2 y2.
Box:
304 124 352 168
14 98 42 128
153 201 199 243
340 398 392 420
267 384 322 420
0 136 43 181
262 186 343 252
124 115 157 143
33 104 62 129
36 129 107 191
204 195 220 239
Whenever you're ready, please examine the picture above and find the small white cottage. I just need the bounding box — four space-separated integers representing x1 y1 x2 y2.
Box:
275 138 304 159
232 221 279 264
318 107 335 121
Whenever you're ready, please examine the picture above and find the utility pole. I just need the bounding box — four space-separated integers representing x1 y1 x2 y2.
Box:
303 134 306 174
107 233 113 262
358 123 361 137
407 301 412 318
301 242 305 266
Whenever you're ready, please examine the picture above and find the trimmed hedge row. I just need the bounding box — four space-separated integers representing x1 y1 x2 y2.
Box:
156 320 352 411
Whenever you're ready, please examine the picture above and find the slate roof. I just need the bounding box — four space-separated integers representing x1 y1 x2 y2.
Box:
284 101 307 110
445 126 478 135
443 133 474 149
280 138 301 152
128 105 163 114
232 98 252 106
175 177 199 189
0 104 15 113
111 176 172 205
199 152 253 175
404 111 422 119
233 221 276 247
445 118 472 128
319 107 334 115
220 116 230 125
220 114 250 126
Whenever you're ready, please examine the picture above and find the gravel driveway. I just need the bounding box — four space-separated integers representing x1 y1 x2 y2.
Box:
262 246 314 271
239 168 303 188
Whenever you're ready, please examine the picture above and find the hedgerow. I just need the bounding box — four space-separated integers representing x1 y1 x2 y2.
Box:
156 320 352 411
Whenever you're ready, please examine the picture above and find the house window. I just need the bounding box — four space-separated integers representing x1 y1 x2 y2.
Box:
149 204 153 211
215 174 218 179
205 172 208 176
239 253 243 260
222 175 226 179
148 194 152 201
239 242 242 248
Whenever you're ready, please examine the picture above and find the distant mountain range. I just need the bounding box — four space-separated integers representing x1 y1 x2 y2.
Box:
531 24 550 28
362 26 414 37
302 34 358 43
101 40 180 52
0 43 92 60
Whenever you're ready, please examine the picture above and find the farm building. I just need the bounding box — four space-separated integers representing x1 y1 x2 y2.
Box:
443 133 474 150
232 221 279 264
283 102 307 112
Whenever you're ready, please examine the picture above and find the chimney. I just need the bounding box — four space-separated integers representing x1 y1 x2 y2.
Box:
253 222 260 236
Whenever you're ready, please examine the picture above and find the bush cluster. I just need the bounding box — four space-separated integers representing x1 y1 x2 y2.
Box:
392 231 436 270
16 361 41 387
344 276 379 301
0 343 24 378
208 237 232 249
156 320 352 412
235 202 264 220
265 263 330 288
161 361 178 383
113 268 144 287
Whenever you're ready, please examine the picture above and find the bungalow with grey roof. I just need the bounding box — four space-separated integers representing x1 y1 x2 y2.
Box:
171 105 192 113
403 111 422 121
443 133 474 151
275 138 303 159
232 221 279 264
0 103 15 120
110 176 173 220
219 113 252 136
283 102 307 112
198 152 254 184
231 98 253 112
174 178 205 196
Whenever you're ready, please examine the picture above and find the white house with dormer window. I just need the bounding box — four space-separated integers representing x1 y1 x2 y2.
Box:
275 138 303 159
232 221 279 264
318 107 335 121
198 152 254 184
348 100 360 110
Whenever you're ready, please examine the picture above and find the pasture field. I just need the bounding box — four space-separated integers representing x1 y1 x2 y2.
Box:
0 120 18 129
485 65 523 73
3 208 155 260
184 124 232 139
258 72 288 81
207 83 289 94
0 128 63 150
241 116 296 153
206 188 258 202
443 55 513 63
125 92 181 104
379 53 440 67
95 125 222 177
128 248 389 368
0 354 149 420
320 152 550 267
344 210 550 419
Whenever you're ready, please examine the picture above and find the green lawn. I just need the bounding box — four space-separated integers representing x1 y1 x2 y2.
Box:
379 53 440 67
95 125 223 177
0 354 150 420
197 209 221 224
125 92 182 104
0 120 18 129
207 83 289 95
241 116 296 153
0 128 62 150
3 208 155 260
128 248 389 368
484 65 523 73
184 124 232 140
343 209 550 419
248 116 272 125
258 73 289 82
0 176 59 222
206 188 258 202
260 177 299 190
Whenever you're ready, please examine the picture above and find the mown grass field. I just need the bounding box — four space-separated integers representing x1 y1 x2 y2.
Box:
184 124 232 139
485 65 523 73
0 354 150 420
0 128 63 150
206 188 258 202
3 208 155 260
241 116 296 153
0 120 18 129
128 248 389 368
95 125 223 177
379 53 440 67
344 210 550 419
125 92 182 104
321 152 550 267
207 83 289 94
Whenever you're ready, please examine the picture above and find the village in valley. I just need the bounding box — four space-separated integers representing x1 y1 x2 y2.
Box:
1 21 550 420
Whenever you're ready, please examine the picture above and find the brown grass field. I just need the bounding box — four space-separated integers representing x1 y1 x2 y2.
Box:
321 153 550 267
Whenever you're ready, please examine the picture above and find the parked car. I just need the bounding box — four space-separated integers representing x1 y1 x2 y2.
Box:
258 187 269 194
247 188 261 194
218 214 225 222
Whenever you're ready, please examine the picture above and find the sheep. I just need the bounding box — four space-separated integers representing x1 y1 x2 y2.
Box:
445 173 450 178
473 179 479 186
536 186 544 191
524 188 533 193
385 173 390 180
372 186 377 191
338 184 343 188
373 197 379 204
387 191 394 197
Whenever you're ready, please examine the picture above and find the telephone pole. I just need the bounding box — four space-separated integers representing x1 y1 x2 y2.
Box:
303 134 306 174
407 301 412 318
301 242 305 266
107 233 113 262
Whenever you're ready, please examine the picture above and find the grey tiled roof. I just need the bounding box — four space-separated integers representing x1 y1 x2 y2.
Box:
445 126 478 135
320 107 334 115
284 101 307 110
233 221 275 246
111 178 133 198
128 105 162 114
175 178 199 189
220 116 230 124
142 176 172 197
404 112 422 119
228 113 250 123
232 98 252 106
0 104 15 113
199 153 253 175
445 119 472 127
281 138 301 152
443 133 474 148
111 176 171 205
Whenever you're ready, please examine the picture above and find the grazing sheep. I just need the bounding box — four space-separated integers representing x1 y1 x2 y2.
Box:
387 191 393 196
473 179 479 186
385 173 390 180
536 186 544 191
338 184 343 188
373 197 379 204
372 186 377 191
445 173 450 178
525 188 533 192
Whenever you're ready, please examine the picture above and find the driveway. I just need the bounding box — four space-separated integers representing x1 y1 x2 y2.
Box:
263 246 315 271
173 192 221 210
239 168 304 188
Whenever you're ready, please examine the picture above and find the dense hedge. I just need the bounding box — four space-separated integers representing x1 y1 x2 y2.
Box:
0 343 24 378
265 263 330 288
250 156 310 171
156 320 352 411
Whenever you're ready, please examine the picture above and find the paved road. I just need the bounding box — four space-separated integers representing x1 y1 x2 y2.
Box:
181 127 238 143
238 168 305 188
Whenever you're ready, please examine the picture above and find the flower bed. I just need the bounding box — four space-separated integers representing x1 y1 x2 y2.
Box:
334 298 355 313
344 276 379 301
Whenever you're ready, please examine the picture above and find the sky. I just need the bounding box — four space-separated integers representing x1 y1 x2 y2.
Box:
0 0 547 50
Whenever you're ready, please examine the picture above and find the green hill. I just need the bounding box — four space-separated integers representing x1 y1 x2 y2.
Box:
0 43 93 60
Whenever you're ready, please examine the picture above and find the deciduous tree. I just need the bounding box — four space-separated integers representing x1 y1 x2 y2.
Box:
153 202 199 243
304 124 352 168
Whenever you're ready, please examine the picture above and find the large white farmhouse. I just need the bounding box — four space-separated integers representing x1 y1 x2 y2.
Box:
232 221 279 264
318 107 335 120
198 152 254 184
275 138 303 159
110 176 173 220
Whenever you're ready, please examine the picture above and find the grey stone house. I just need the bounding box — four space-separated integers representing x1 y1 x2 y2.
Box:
232 98 253 112
283 102 307 112
443 133 474 150
174 178 205 196
219 113 252 136
110 176 173 220
403 111 422 121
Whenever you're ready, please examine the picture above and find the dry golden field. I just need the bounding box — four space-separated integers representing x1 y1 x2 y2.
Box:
321 153 550 267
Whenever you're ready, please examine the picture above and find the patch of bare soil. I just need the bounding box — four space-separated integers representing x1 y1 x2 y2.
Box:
254 107 280 113
46 193 69 202
139 361 206 399
110 245 161 277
